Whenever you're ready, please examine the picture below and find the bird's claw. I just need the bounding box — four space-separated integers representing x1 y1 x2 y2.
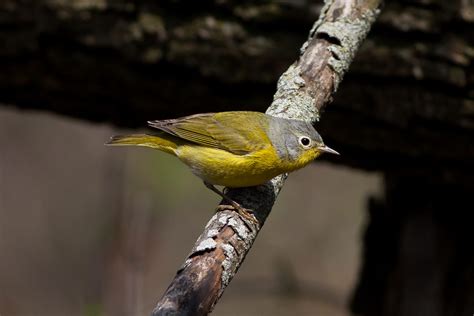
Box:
215 204 259 225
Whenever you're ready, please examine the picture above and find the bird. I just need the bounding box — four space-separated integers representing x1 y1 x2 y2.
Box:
106 111 338 222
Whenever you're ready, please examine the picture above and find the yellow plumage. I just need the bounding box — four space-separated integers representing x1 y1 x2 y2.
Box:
107 111 336 188
177 145 320 188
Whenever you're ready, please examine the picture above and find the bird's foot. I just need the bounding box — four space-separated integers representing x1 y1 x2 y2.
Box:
215 204 258 225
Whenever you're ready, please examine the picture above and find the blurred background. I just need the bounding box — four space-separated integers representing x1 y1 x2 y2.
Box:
0 107 380 315
1 0 473 315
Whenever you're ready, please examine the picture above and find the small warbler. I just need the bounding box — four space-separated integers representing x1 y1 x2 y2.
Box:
107 111 338 221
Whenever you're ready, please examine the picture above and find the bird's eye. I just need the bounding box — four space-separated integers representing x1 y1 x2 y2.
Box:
299 136 311 148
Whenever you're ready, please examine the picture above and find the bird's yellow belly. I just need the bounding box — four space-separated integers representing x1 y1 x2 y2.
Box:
176 145 284 187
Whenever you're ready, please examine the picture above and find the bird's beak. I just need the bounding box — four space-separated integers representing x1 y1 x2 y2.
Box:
318 145 340 155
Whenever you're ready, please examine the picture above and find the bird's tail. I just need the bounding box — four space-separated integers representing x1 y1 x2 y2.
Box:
105 134 178 155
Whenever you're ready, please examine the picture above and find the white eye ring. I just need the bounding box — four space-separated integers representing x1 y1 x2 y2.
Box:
298 136 312 148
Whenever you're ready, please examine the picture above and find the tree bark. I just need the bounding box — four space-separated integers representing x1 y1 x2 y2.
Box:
152 0 382 314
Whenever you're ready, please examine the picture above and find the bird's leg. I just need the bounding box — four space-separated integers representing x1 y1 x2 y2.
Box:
203 181 258 224
203 181 241 209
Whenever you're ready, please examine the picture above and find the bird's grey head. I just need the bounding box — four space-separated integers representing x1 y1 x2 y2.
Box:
268 117 320 160
268 117 338 160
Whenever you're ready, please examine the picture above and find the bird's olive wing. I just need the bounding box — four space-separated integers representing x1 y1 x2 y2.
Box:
148 112 269 155
148 113 220 148
208 112 270 154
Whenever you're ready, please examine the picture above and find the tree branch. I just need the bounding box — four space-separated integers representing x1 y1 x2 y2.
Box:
152 1 382 315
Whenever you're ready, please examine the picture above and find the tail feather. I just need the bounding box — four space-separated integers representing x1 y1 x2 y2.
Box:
105 134 177 155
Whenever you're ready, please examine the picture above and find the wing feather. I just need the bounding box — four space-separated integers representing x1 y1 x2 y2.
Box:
148 112 270 155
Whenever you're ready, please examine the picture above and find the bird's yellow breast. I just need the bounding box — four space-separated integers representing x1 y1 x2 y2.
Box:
176 144 318 188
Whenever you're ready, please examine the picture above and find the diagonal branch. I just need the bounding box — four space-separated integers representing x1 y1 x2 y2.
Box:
152 1 382 315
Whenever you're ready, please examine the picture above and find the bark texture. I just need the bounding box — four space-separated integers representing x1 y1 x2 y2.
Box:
152 0 382 314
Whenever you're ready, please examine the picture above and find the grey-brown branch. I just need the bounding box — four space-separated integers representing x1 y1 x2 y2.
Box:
152 1 382 315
